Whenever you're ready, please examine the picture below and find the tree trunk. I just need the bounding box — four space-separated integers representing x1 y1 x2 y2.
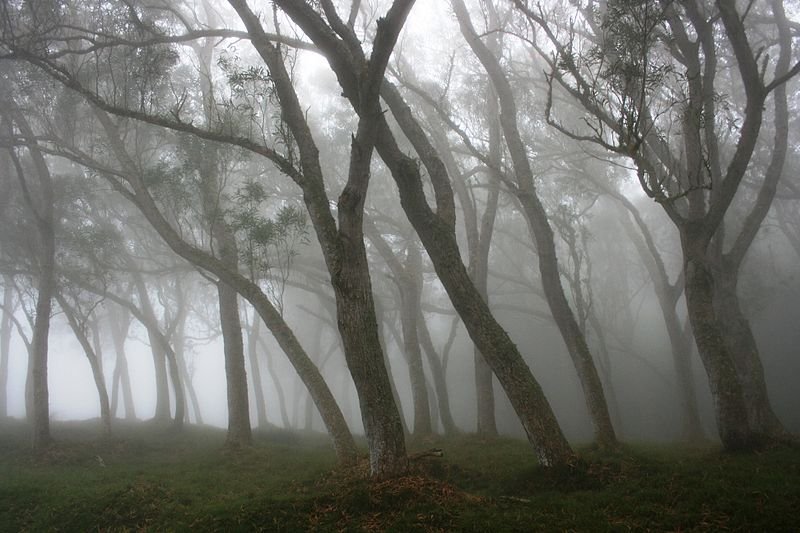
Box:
715 264 786 439
0 279 12 418
365 230 432 438
56 294 112 438
372 269 409 436
399 260 433 437
450 0 617 449
165 333 186 431
683 246 754 450
130 270 171 423
108 305 135 419
169 302 201 425
618 207 705 441
517 192 618 449
246 314 269 429
5 108 56 450
174 333 202 425
425 98 499 437
376 86 575 467
417 311 458 435
257 333 291 428
194 29 251 447
332 244 407 473
217 275 251 446
30 259 54 450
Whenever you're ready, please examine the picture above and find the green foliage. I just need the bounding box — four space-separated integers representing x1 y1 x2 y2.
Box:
1 420 798 532
216 50 297 159
230 179 309 281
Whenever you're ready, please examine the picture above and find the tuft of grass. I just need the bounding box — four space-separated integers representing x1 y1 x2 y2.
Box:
1 419 799 531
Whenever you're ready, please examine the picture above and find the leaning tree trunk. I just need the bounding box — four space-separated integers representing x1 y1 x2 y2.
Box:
425 100 499 437
374 85 575 467
398 244 433 437
366 225 431 438
451 0 617 449
417 310 458 435
169 302 202 425
258 333 292 428
130 269 171 423
109 341 136 421
332 236 407 473
517 193 618 449
85 79 358 465
56 294 112 438
619 207 705 441
108 305 137 420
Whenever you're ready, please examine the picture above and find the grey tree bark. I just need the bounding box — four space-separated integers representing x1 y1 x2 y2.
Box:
365 225 432 437
246 313 269 429
89 110 358 465
274 0 576 466
0 277 12 418
237 0 416 474
452 0 617 449
108 304 137 421
3 104 56 449
55 293 112 437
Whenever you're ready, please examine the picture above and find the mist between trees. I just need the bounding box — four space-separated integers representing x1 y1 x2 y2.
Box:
0 0 798 475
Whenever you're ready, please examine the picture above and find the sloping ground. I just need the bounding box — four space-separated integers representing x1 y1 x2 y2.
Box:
0 419 798 531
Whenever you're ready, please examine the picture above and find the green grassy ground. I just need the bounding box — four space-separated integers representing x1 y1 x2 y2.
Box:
0 418 798 532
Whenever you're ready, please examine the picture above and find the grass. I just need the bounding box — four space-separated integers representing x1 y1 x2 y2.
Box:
0 418 798 532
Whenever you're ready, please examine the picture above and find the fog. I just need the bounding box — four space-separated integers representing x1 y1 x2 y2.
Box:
1 0 799 472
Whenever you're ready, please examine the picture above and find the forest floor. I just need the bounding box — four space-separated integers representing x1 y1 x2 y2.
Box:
0 418 798 532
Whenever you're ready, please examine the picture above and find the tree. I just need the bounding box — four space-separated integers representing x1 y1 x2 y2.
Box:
54 291 113 437
276 0 575 466
517 0 798 448
0 276 14 418
365 223 432 436
0 95 57 449
107 303 137 421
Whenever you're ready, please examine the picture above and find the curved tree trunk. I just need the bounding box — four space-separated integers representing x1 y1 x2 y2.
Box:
258 334 292 429
374 78 575 467
417 310 458 435
366 226 431 437
94 106 357 464
56 294 112 438
108 305 137 420
452 0 617 449
425 92 499 437
169 301 201 425
617 205 705 441
130 269 171 423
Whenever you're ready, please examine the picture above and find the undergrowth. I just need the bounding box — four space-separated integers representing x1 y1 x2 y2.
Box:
0 418 798 531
